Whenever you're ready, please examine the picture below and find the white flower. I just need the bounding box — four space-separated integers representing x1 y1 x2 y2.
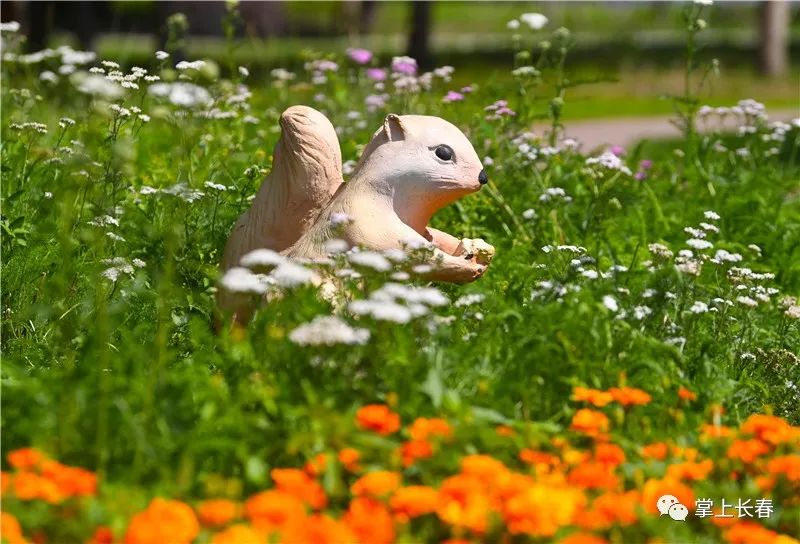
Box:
391 271 410 281
270 261 314 287
602 295 619 312
74 74 125 99
0 21 21 32
455 293 485 307
148 82 212 108
694 0 713 5
342 160 358 176
106 232 126 242
40 71 58 83
736 295 758 307
220 267 269 294
324 238 350 255
785 305 800 319
372 283 448 307
176 60 206 71
686 238 713 250
44 191 53 199
330 212 352 226
155 50 169 60
289 315 370 346
138 114 151 123
238 66 249 77
520 12 548 30
703 210 720 220
240 248 285 268
711 249 742 264
506 19 520 30
633 305 652 320
690 301 709 314
349 299 412 323
522 209 536 220
132 259 146 268
203 181 227 191
348 251 391 272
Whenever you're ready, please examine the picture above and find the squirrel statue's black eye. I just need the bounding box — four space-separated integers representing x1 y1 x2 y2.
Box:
434 145 454 161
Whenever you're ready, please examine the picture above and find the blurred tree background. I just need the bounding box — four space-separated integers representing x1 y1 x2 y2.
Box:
2 0 797 118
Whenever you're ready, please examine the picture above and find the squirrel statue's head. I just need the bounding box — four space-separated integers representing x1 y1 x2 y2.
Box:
355 114 488 214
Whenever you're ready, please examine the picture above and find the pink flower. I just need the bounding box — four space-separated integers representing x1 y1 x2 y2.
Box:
391 56 417 76
639 159 653 170
634 171 647 181
347 48 373 65
610 145 625 157
443 90 464 103
460 86 474 94
366 68 387 81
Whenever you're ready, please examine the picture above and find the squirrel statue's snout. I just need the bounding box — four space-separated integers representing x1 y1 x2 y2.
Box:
478 170 489 185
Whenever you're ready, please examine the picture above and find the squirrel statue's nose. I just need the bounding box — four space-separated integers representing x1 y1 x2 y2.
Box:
478 170 488 185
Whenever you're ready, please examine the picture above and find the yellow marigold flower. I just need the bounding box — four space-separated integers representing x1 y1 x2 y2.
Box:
124 498 199 544
356 404 400 436
197 499 240 527
700 423 734 440
351 471 402 497
210 524 264 544
572 386 614 407
436 474 492 535
504 484 585 537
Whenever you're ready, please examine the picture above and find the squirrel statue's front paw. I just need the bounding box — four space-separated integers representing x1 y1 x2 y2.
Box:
454 238 495 265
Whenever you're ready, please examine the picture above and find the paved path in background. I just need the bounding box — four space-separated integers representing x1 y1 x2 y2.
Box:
549 108 799 151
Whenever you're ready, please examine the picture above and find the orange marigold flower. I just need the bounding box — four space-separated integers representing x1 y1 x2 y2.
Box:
356 404 400 436
700 424 734 439
409 417 452 441
642 478 694 515
567 462 620 491
723 521 781 544
678 387 697 401
1 471 10 495
400 440 433 467
337 448 360 472
594 443 625 467
280 514 355 544
608 387 651 406
210 524 264 544
670 445 700 461
124 498 200 544
41 460 97 497
436 474 491 534
640 442 669 461
727 439 770 464
519 449 560 468
13 471 64 504
572 387 614 407
351 471 401 497
197 499 239 527
344 497 395 544
304 453 328 478
88 526 115 544
504 484 586 537
495 425 516 437
460 455 511 482
570 409 610 438
741 414 794 445
1 512 27 544
390 486 439 521
665 459 714 481
244 490 305 533
8 448 46 471
559 534 610 544
767 455 800 482
271 468 326 510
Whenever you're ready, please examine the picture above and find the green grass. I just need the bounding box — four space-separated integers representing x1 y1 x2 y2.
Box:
2 9 800 542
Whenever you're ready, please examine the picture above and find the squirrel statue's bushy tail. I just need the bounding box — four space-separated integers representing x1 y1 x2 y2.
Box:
220 106 343 272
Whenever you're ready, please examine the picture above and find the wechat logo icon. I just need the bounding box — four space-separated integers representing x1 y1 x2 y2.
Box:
657 494 689 521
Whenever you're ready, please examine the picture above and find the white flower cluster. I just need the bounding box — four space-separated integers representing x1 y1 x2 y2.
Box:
220 248 316 295
101 257 145 282
349 282 448 324
289 315 370 346
539 187 572 203
149 82 212 108
585 152 632 176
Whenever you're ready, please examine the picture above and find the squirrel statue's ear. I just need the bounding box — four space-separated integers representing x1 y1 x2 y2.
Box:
383 114 406 142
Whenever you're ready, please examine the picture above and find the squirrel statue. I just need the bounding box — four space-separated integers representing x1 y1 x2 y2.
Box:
219 105 494 317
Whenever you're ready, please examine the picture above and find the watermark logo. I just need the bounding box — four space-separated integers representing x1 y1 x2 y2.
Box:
657 495 774 521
